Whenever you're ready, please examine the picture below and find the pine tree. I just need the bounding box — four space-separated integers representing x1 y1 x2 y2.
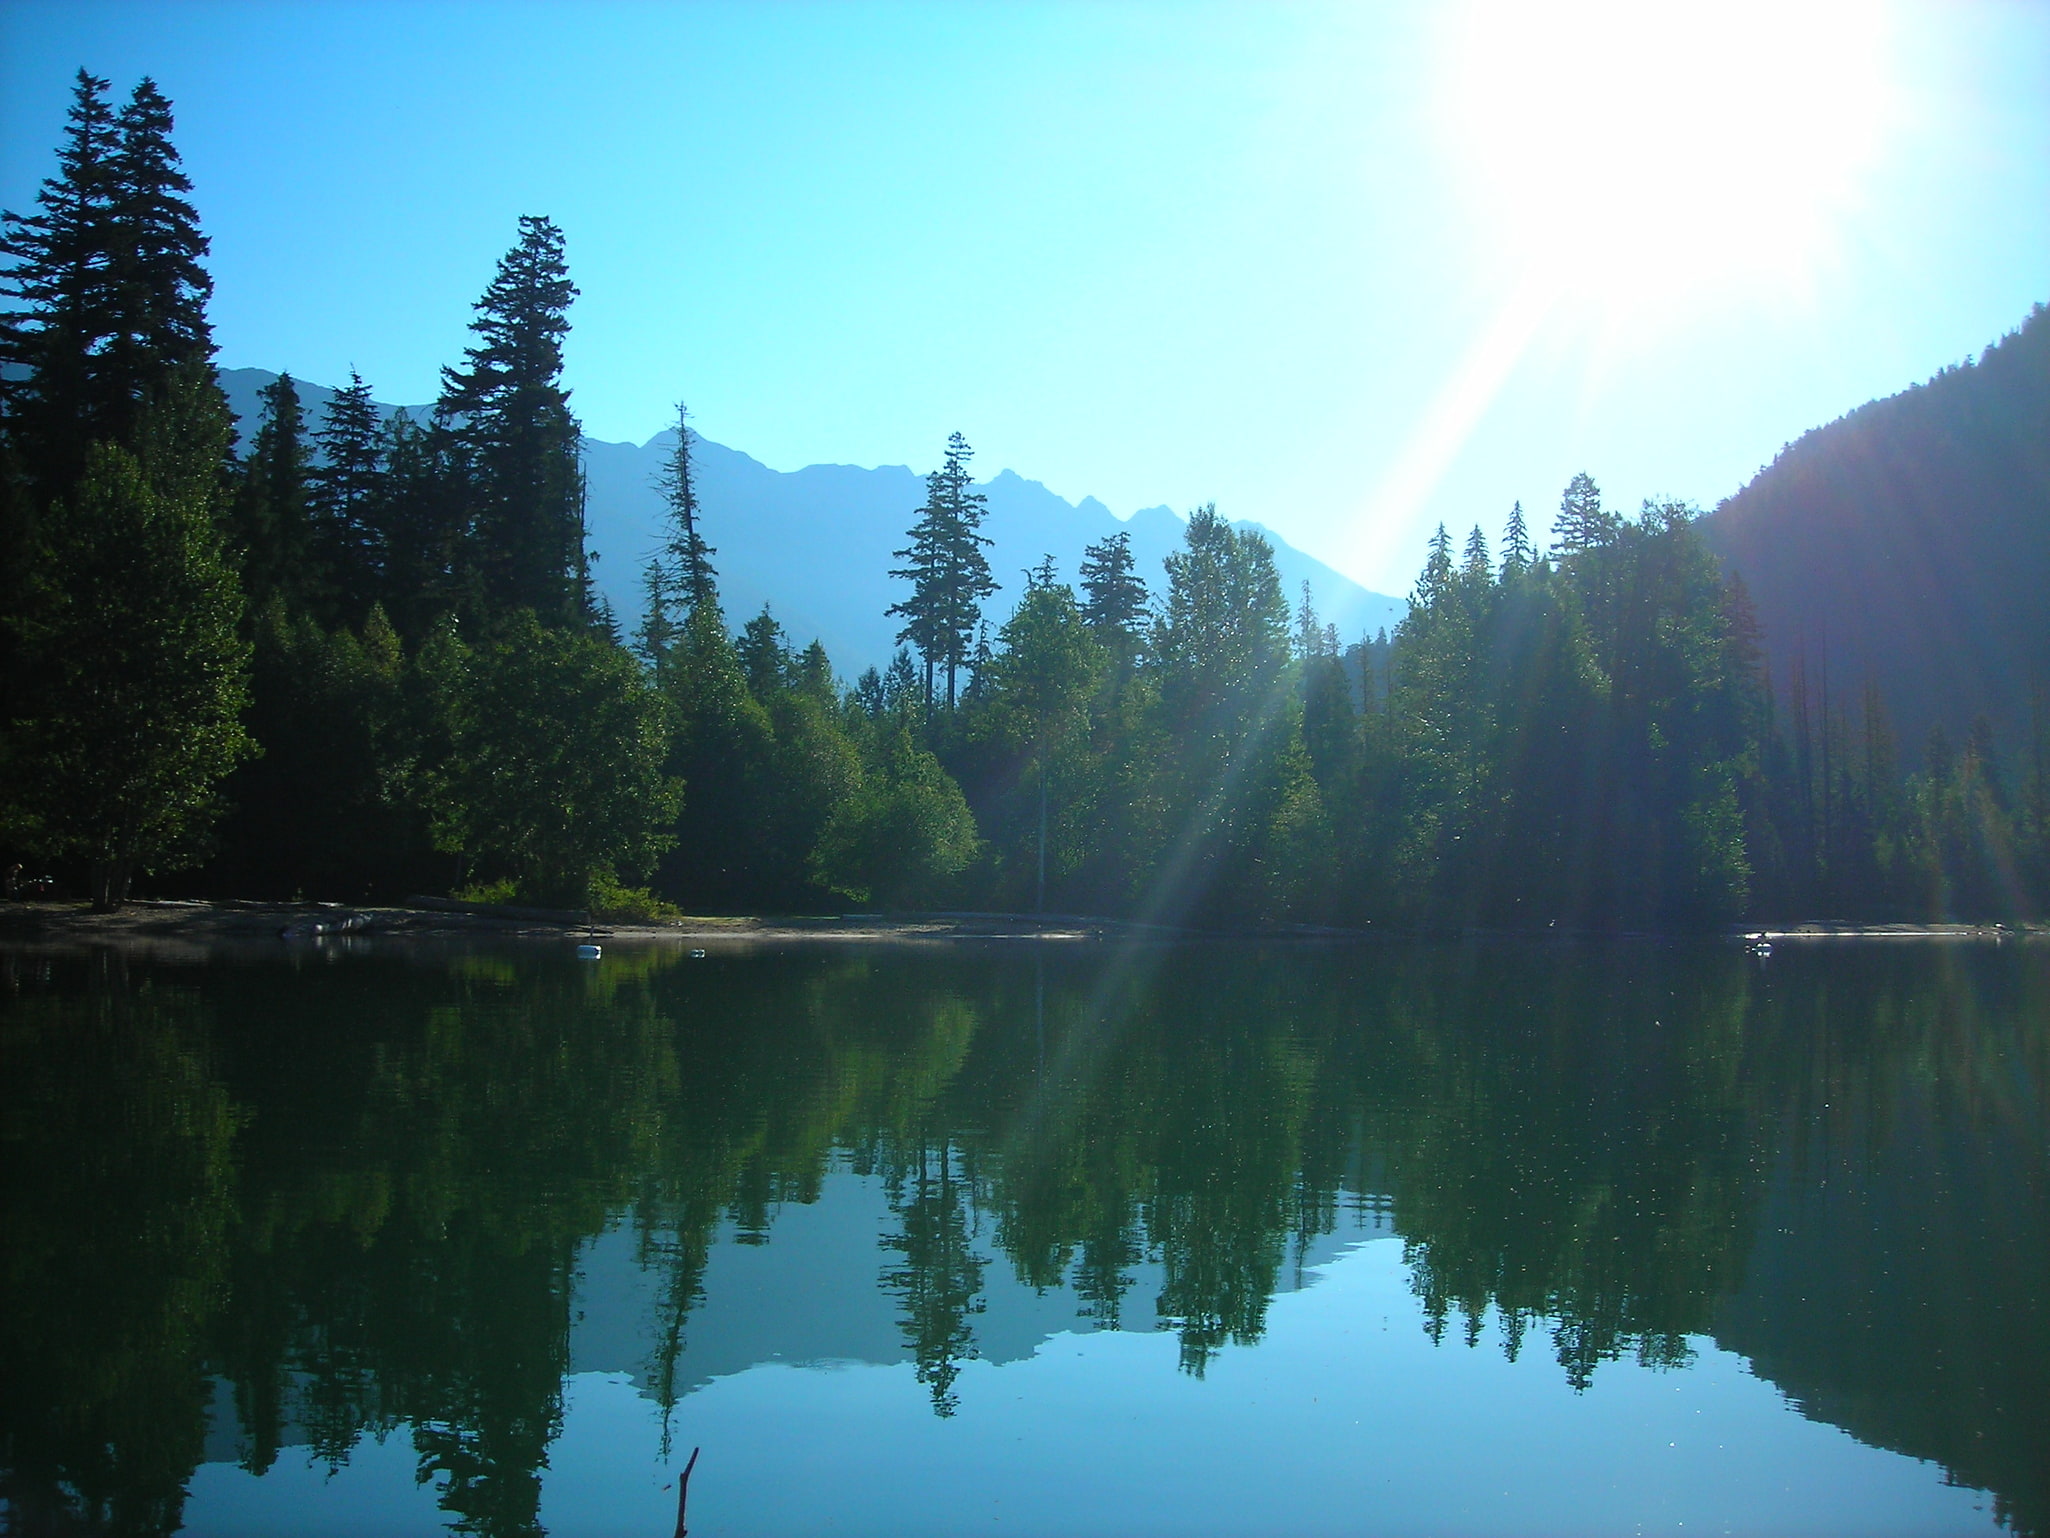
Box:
233 372 315 613
1293 581 1327 662
1552 472 1617 554
438 215 586 628
654 400 717 615
375 410 463 636
633 559 679 679
102 79 215 431
736 605 789 699
1462 526 1492 585
0 70 123 504
312 369 386 618
1500 501 1534 579
889 432 994 711
1079 528 1148 653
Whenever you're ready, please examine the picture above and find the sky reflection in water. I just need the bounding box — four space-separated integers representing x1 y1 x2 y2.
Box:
2 938 2041 1536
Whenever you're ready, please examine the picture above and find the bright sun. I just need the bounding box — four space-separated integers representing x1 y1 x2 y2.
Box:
1437 0 1895 318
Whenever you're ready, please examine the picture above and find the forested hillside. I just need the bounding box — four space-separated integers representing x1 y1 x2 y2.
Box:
1701 305 2050 756
4 72 2044 925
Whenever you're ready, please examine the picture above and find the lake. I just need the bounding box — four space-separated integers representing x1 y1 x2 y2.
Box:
2 935 2043 1536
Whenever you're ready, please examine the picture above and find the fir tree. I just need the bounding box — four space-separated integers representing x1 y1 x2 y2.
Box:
1079 527 1149 661
102 79 215 427
0 70 122 504
233 372 315 613
375 411 464 636
1552 472 1617 554
312 369 386 617
633 559 679 679
1500 501 1534 579
654 400 717 615
1462 526 1492 588
889 432 994 711
438 215 586 628
1293 581 1327 662
736 604 789 699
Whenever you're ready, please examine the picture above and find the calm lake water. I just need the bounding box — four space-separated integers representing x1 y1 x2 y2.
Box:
2 935 2044 1537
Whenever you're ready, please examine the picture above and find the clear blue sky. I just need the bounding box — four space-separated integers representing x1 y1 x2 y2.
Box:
4 0 2045 596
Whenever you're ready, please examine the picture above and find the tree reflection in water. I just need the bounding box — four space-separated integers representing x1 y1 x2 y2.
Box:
0 939 2043 1535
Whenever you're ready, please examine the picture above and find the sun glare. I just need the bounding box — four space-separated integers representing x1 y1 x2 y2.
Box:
1438 0 1894 315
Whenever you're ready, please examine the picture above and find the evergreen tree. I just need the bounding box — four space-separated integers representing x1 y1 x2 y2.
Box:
655 604 778 909
735 605 791 699
1293 582 1326 662
633 559 679 679
374 410 464 636
0 70 123 505
890 432 994 711
102 79 215 431
978 566 1105 910
1500 501 1534 580
311 369 386 618
655 401 717 615
232 372 315 614
1462 525 1492 587
437 215 587 628
1552 472 1617 554
1079 528 1149 657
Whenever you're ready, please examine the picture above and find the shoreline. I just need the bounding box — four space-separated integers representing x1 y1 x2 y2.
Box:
1 899 2042 954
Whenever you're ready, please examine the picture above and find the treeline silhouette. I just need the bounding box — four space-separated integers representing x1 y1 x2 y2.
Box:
3 942 2043 1534
1702 304 2050 762
3 72 2045 924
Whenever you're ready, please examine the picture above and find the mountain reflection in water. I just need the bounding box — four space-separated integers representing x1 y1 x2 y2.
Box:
1 939 2043 1536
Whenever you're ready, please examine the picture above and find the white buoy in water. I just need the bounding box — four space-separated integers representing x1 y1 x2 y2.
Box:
576 943 602 960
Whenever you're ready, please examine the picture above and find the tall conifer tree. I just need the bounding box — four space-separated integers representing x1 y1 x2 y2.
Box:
0 70 122 505
233 372 315 612
1552 472 1616 554
438 215 587 628
655 400 717 615
890 432 994 711
312 369 386 617
1500 501 1534 579
1079 528 1149 659
102 78 215 431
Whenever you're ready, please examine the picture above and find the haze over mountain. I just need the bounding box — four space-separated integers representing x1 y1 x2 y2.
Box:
1698 304 2050 758
218 370 1405 676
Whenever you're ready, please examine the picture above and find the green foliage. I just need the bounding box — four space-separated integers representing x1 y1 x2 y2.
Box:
812 722 980 906
206 602 436 900
1078 527 1149 662
7 70 2038 926
890 431 996 710
4 436 251 905
437 215 587 629
310 368 386 619
655 400 717 616
419 611 680 907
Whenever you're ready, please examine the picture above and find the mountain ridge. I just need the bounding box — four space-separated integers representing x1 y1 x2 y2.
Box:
1697 303 2050 757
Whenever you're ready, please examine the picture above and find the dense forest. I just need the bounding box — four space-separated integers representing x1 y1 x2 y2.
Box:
3 72 2045 925
1702 303 2050 759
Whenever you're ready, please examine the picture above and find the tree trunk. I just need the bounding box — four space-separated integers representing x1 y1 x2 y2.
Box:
89 859 131 912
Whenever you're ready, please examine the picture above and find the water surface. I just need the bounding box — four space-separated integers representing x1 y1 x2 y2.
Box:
2 937 2043 1535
